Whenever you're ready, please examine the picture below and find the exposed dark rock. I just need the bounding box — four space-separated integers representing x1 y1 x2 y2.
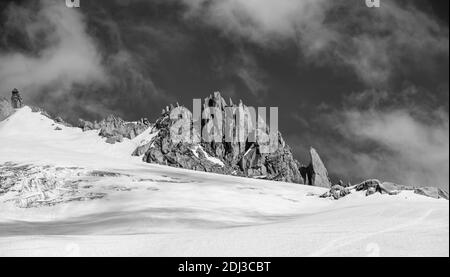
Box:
414 187 449 200
78 118 100 131
142 126 230 174
355 179 381 191
378 182 405 195
139 91 304 183
366 187 377 196
54 116 72 127
106 135 123 144
99 115 149 141
321 184 350 199
300 148 331 188
322 178 449 201
30 106 52 118
11 88 23 109
133 141 153 156
356 180 408 196
78 115 151 144
261 142 302 183
439 189 450 200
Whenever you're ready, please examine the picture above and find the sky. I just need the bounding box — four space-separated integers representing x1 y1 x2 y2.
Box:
0 0 448 188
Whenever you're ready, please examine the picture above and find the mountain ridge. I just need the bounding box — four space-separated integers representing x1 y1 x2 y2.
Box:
0 93 448 201
74 91 331 186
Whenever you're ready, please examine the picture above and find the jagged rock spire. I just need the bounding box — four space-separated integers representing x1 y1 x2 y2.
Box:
11 88 23 109
139 91 304 184
301 147 331 188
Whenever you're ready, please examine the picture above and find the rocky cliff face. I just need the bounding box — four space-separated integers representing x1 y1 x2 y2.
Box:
73 91 331 186
300 148 332 188
3 89 331 187
137 103 235 175
79 115 151 144
135 92 324 184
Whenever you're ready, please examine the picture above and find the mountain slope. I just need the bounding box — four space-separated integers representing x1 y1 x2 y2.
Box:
0 107 448 256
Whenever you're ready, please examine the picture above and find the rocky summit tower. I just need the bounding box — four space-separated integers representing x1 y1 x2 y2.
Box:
11 88 23 109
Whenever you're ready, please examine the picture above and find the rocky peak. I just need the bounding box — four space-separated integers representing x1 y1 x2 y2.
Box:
11 88 23 109
138 91 306 184
2 88 331 186
1 89 24 121
321 179 449 201
300 148 331 188
79 114 152 144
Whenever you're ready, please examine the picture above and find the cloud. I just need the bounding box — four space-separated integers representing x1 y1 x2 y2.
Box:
288 84 449 190
181 0 330 46
315 96 449 189
286 82 450 189
235 55 266 98
180 0 449 86
180 0 448 189
0 0 170 119
0 0 107 99
211 49 268 98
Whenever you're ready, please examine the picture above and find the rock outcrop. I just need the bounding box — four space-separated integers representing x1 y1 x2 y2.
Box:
1 89 25 121
137 91 305 183
74 92 327 185
54 116 72 127
30 106 52 118
78 118 100 131
414 187 449 200
74 91 328 186
98 115 151 144
11 88 23 109
320 184 350 199
300 148 331 188
79 115 151 144
321 178 449 200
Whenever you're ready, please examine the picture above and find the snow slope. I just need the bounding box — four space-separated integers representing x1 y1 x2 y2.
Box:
0 107 448 257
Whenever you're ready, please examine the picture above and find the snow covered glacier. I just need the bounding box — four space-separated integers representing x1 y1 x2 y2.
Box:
0 107 448 257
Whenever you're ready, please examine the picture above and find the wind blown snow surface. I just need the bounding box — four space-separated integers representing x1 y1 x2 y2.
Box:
0 107 448 257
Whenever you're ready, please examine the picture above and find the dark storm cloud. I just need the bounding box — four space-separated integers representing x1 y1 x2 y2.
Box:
210 49 269 99
0 0 108 104
178 0 448 188
180 0 448 86
0 0 175 120
179 0 448 188
309 86 449 189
